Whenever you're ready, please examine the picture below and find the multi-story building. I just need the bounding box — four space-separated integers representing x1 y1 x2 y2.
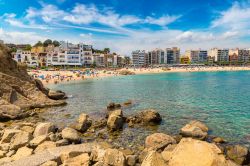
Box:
132 50 148 66
79 44 93 66
238 49 250 63
180 56 190 64
13 50 38 67
148 49 165 65
209 48 229 63
185 50 207 63
166 47 180 64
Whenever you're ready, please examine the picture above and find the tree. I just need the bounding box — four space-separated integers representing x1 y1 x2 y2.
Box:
24 44 32 51
52 40 60 47
34 41 43 47
43 39 52 47
103 48 110 54
10 47 17 53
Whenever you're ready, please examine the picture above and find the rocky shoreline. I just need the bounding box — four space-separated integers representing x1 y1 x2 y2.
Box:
0 105 249 166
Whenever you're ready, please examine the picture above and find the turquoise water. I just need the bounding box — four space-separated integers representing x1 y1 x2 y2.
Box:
46 71 250 146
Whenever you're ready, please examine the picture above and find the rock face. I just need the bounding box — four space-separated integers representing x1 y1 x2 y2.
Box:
107 109 124 130
0 100 27 120
226 145 250 165
127 109 162 126
180 120 208 140
167 138 230 166
145 133 176 149
0 44 66 112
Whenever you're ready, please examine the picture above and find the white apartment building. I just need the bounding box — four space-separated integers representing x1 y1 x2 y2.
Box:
13 50 39 67
132 50 148 66
209 48 229 63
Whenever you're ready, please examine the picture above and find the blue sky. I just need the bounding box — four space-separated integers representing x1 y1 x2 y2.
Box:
0 0 250 54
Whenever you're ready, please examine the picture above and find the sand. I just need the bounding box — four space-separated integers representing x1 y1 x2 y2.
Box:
28 66 250 85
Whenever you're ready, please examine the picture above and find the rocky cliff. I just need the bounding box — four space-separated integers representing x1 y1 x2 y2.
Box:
0 44 66 120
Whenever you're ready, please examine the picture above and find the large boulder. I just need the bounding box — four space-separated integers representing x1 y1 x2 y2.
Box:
141 151 166 166
127 109 162 126
145 133 176 149
33 122 56 137
10 131 33 150
61 127 80 143
107 110 124 130
47 90 66 100
167 138 231 166
226 145 250 165
72 113 92 132
180 120 208 140
103 148 126 166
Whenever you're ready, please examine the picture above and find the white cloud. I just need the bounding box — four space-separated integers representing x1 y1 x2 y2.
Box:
145 15 181 26
212 2 250 31
0 28 47 44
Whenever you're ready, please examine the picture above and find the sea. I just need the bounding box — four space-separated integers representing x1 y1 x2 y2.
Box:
44 71 250 147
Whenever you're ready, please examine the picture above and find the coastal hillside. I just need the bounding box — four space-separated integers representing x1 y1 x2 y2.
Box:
0 44 66 119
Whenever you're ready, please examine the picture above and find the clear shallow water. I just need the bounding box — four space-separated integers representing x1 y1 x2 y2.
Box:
46 71 250 146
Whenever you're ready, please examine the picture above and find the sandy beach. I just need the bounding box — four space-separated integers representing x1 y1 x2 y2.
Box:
28 66 250 85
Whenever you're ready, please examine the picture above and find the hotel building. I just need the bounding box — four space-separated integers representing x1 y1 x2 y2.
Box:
132 50 148 66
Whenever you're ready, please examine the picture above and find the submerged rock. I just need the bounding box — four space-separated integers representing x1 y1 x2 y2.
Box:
180 120 208 140
226 145 250 165
127 109 162 126
107 102 121 110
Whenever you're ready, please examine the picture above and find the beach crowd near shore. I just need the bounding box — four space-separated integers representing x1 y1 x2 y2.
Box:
28 66 250 85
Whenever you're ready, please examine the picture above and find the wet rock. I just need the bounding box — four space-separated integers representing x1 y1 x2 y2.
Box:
33 122 56 137
10 131 33 150
145 133 176 149
47 90 66 100
61 127 80 143
34 141 56 153
29 135 49 148
141 151 166 166
12 146 33 160
0 129 21 143
63 153 90 166
103 148 126 166
127 109 162 126
213 137 226 144
123 100 132 106
180 120 208 140
167 138 229 166
107 110 124 130
107 102 121 110
41 160 58 166
72 113 92 132
226 145 250 165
